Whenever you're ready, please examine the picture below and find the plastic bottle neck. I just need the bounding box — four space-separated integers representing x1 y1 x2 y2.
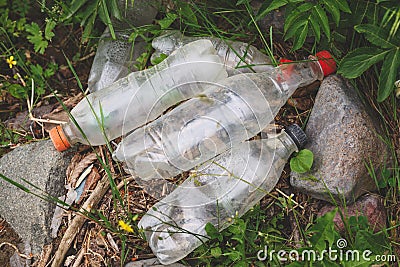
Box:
62 122 84 146
264 131 299 159
275 59 324 98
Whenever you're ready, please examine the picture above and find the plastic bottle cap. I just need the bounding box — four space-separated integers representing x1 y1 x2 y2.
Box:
285 124 307 149
49 125 71 152
315 50 336 77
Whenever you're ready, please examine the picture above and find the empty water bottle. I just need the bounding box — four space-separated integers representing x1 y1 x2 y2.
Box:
138 124 307 264
151 30 274 75
113 51 336 179
49 40 228 151
88 29 147 93
88 0 160 92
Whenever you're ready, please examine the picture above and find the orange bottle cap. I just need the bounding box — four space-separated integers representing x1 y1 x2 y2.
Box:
49 125 71 152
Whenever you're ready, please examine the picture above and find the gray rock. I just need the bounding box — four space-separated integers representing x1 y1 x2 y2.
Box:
251 1 285 33
317 194 386 233
125 258 187 267
0 140 74 254
290 75 389 204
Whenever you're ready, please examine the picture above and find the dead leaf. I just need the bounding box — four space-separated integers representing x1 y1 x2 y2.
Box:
287 97 313 111
75 164 94 189
66 154 83 184
67 153 98 187
77 166 101 204
292 80 320 97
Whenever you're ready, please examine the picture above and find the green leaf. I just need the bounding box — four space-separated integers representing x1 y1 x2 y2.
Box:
312 5 330 40
151 53 168 65
82 12 97 43
236 0 249 5
354 230 388 254
25 22 41 36
284 3 313 33
44 20 56 41
341 257 371 267
157 13 177 29
321 0 340 26
290 149 313 173
330 0 351 13
108 0 122 21
63 0 90 20
338 47 389 79
205 223 221 240
355 24 396 49
308 208 338 251
79 1 98 26
309 13 321 41
378 48 400 102
291 21 309 51
178 1 198 26
211 247 222 258
255 0 288 20
7 84 27 99
227 250 241 261
284 16 308 40
99 0 115 39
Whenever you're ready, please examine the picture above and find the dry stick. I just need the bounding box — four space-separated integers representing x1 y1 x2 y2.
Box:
51 176 135 267
51 175 109 267
0 242 32 259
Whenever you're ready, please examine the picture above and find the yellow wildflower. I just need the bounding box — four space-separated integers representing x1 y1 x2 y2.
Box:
6 56 17 69
118 220 134 233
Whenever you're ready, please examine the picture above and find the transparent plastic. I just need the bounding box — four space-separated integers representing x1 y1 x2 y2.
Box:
58 40 228 146
87 29 147 92
113 59 324 179
151 30 274 75
88 0 160 92
138 128 300 264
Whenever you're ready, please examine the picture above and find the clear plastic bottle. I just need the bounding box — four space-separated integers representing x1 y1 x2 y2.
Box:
151 30 274 75
138 124 307 265
87 29 147 93
49 40 228 151
88 0 160 92
113 51 336 179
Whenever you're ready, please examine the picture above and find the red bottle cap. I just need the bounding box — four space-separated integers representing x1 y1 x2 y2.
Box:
315 50 336 77
49 125 71 152
279 59 293 64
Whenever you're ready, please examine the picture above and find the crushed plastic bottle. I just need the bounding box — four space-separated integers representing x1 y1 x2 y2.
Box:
110 0 160 30
151 30 274 75
88 29 147 93
113 51 336 180
138 124 307 265
88 0 160 92
49 40 228 151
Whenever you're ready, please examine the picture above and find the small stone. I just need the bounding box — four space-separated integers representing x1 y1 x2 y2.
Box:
290 75 389 204
125 258 187 267
0 140 74 254
317 194 386 233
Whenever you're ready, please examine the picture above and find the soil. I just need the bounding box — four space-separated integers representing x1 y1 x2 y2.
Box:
0 217 22 266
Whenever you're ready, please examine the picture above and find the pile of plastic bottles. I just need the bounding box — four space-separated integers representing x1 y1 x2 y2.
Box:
49 28 336 264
